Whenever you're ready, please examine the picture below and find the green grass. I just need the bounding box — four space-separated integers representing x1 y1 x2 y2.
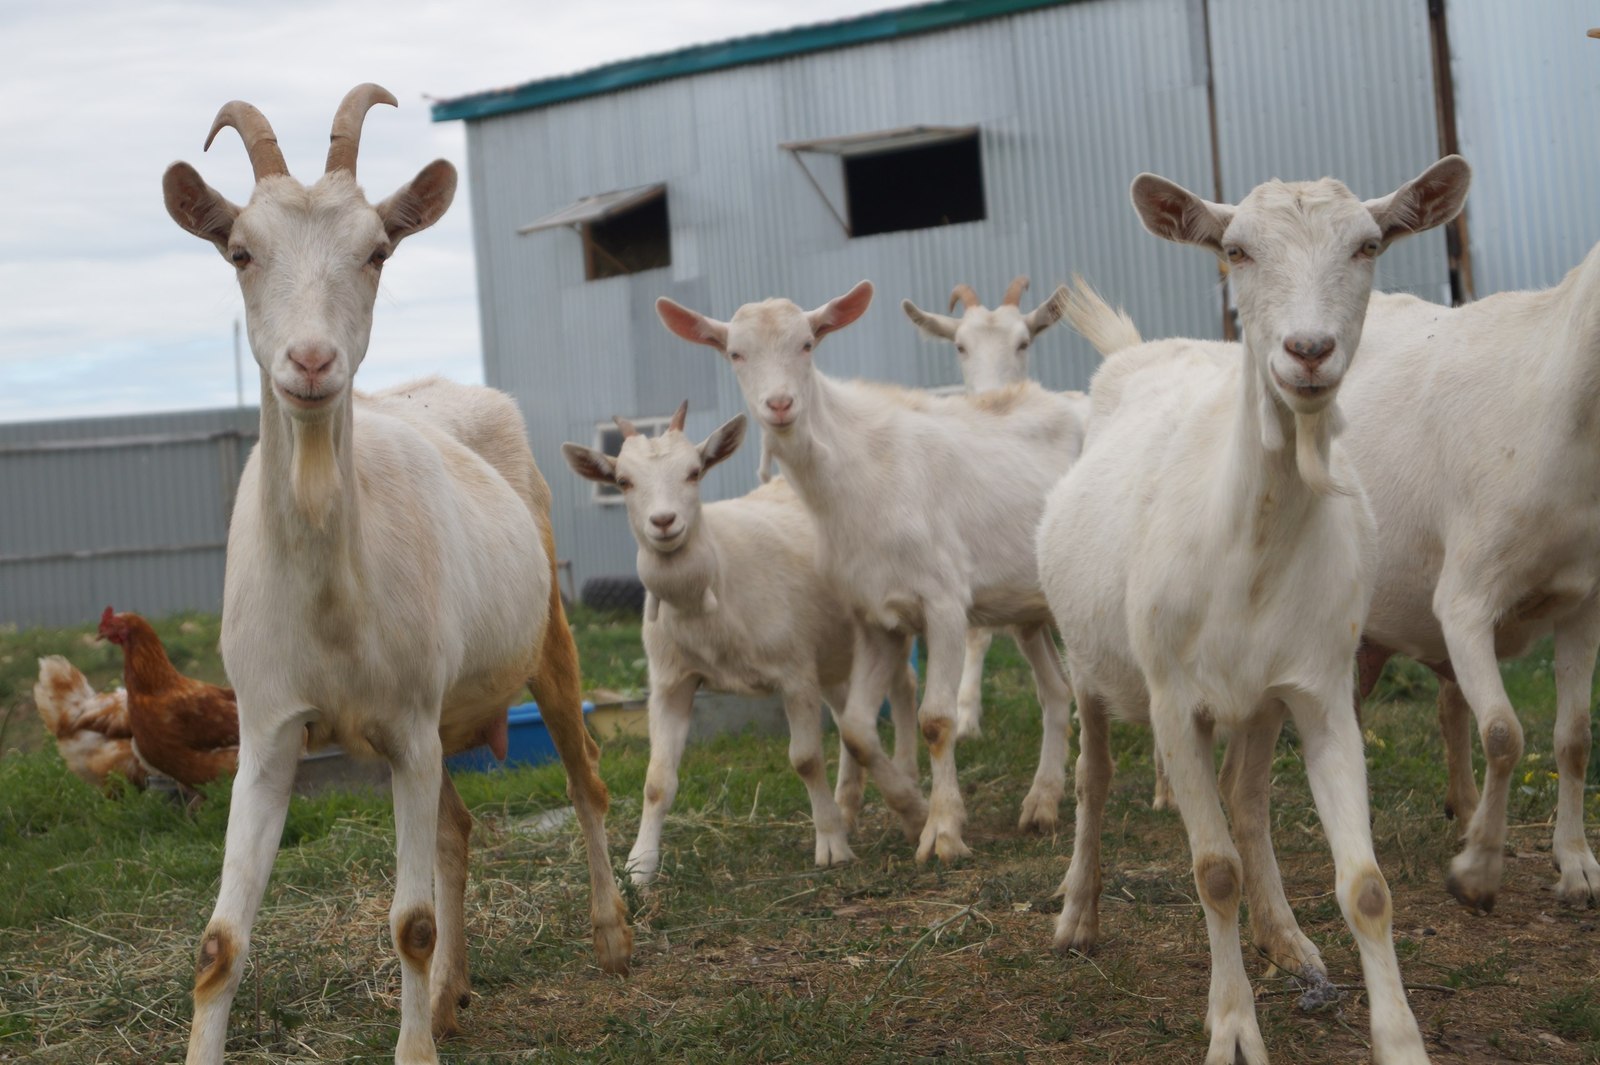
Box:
1 613 1598 1062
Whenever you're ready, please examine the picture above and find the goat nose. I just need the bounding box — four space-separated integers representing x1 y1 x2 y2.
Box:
287 344 336 376
1283 334 1336 364
650 512 677 530
766 396 793 415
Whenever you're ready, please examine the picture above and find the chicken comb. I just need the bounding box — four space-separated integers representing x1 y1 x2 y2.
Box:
100 606 116 626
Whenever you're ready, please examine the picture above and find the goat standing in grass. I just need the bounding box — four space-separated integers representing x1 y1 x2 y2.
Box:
658 286 1086 862
563 402 918 884
902 276 1086 743
1038 157 1470 1064
163 86 631 1065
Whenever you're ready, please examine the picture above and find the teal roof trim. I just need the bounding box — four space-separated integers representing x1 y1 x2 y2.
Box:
431 0 1071 123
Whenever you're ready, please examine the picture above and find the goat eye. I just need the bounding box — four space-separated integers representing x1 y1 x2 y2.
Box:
687 468 701 483
368 248 389 268
230 248 252 268
956 344 968 356
1223 245 1249 264
1018 340 1030 352
802 340 813 353
729 351 745 363
615 477 632 491
1356 238 1382 259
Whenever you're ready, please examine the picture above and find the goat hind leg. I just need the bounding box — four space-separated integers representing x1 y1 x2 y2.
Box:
1435 680 1480 824
530 601 633 975
429 772 474 1039
1221 708 1329 992
185 716 305 1065
955 626 992 740
1014 624 1073 833
915 605 973 863
1053 688 1112 954
1552 600 1600 905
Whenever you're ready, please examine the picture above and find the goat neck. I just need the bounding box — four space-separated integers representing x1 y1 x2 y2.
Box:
636 517 720 616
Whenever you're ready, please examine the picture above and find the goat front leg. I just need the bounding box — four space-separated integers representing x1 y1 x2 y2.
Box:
887 633 920 779
186 713 305 1065
1053 687 1112 954
627 674 697 886
1287 685 1428 1064
531 607 633 974
389 727 444 1065
782 682 855 868
916 604 973 863
1221 707 1329 994
1436 595 1523 913
956 627 993 740
1151 692 1266 1065
1552 598 1600 905
429 772 473 1040
835 624 928 841
1014 624 1073 833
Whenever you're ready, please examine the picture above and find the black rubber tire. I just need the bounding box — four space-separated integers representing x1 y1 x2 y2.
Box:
580 575 647 615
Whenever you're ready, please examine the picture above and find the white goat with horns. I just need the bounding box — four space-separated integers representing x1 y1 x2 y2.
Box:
901 275 1088 740
1038 157 1470 1064
657 284 1086 863
562 402 918 883
163 85 632 1065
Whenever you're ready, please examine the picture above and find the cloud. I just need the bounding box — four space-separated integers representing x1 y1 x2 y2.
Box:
0 0 891 424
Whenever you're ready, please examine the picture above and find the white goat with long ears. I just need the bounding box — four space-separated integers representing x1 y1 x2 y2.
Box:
562 402 918 883
901 275 1085 740
656 285 1086 862
162 86 631 1065
1038 157 1470 1065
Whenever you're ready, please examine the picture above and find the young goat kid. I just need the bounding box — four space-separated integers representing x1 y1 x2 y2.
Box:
658 285 1086 863
902 276 1086 741
563 403 918 883
1037 158 1470 1064
163 86 631 1065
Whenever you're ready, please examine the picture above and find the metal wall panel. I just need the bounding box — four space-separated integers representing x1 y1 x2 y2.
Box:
464 0 1223 591
1446 0 1600 297
1207 0 1451 303
0 408 256 628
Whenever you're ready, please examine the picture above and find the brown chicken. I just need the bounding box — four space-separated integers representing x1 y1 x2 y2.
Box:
98 607 240 790
33 655 148 791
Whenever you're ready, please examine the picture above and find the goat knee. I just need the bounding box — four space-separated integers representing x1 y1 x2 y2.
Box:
395 905 436 970
1194 854 1241 913
193 924 240 1002
1482 716 1522 767
1344 866 1392 938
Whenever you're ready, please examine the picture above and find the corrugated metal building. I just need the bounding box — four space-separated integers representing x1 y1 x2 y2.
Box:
435 0 1600 594
5 0 1596 630
0 408 257 628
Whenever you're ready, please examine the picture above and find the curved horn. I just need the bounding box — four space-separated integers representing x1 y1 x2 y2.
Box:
669 400 689 433
204 101 289 181
613 415 639 439
325 83 398 178
1002 276 1031 306
947 284 981 314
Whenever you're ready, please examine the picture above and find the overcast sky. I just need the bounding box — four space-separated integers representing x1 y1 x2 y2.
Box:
0 0 894 424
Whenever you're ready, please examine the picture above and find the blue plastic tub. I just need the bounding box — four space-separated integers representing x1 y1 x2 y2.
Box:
444 700 593 773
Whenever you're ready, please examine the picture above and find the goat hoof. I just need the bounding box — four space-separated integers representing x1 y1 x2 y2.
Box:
594 917 634 977
1555 856 1600 907
1444 870 1496 914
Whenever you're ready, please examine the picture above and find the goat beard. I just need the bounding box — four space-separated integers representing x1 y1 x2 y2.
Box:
290 417 343 529
1293 408 1349 497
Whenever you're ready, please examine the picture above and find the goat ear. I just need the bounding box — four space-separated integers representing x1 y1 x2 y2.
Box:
656 298 729 351
1365 154 1472 249
560 443 617 485
698 414 746 471
1131 174 1232 252
1025 284 1071 336
901 299 959 340
377 159 457 244
163 163 239 252
810 280 873 340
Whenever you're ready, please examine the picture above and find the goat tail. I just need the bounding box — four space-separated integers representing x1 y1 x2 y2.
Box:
1059 275 1142 357
1293 410 1352 497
